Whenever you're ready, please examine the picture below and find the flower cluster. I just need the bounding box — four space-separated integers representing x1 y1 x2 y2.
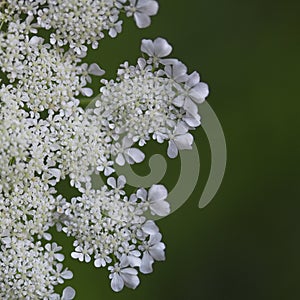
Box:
66 179 168 291
96 37 209 157
3 0 159 53
0 0 209 298
0 238 74 299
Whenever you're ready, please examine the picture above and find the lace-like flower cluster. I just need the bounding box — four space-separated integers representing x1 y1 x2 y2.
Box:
96 37 209 156
0 17 104 112
0 238 75 299
0 0 209 298
3 0 159 53
65 178 168 291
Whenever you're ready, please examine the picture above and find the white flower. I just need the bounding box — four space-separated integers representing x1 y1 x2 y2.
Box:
127 0 159 28
139 232 166 274
173 71 209 115
148 184 170 216
167 122 194 158
164 61 188 83
45 242 65 262
94 254 112 268
137 184 170 216
114 137 145 166
52 263 73 284
136 219 159 239
183 112 201 128
71 244 93 262
142 220 159 235
80 63 105 85
108 256 140 292
108 16 123 38
107 175 126 195
141 37 172 61
118 242 141 267
96 155 115 176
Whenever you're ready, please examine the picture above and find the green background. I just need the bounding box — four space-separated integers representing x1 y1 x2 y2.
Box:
57 0 300 299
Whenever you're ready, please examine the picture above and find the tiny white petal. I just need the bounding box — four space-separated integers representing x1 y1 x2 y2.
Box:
167 140 179 158
116 153 126 166
172 95 185 107
189 82 209 102
94 258 103 268
141 39 155 56
125 148 145 164
150 200 170 216
137 0 159 15
183 97 199 116
134 12 151 28
121 268 140 289
174 133 194 150
140 252 154 274
62 270 73 280
107 177 116 188
153 37 172 57
88 63 105 76
55 253 65 262
148 184 168 202
149 243 166 261
186 71 200 87
137 188 147 201
62 287 76 300
117 175 126 187
81 87 93 97
142 220 159 235
104 167 115 176
111 273 124 292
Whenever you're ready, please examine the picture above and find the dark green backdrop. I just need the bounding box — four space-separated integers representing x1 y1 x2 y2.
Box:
55 0 300 299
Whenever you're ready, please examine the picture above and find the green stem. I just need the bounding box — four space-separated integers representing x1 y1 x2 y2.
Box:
0 1 11 31
0 17 5 31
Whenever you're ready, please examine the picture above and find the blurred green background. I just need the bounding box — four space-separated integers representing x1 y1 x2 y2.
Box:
56 0 300 299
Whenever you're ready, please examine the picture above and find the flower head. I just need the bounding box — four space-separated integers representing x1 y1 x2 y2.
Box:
141 37 173 63
137 184 170 216
0 0 209 297
127 0 159 28
108 256 140 292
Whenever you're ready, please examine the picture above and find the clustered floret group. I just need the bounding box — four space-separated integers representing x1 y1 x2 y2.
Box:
0 0 209 299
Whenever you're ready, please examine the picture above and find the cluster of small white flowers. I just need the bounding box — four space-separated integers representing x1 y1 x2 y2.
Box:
0 238 74 299
96 37 209 157
0 88 76 299
3 0 159 54
0 16 105 112
0 0 209 298
64 177 168 291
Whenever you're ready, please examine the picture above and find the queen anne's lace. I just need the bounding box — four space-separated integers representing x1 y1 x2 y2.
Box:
0 0 209 298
